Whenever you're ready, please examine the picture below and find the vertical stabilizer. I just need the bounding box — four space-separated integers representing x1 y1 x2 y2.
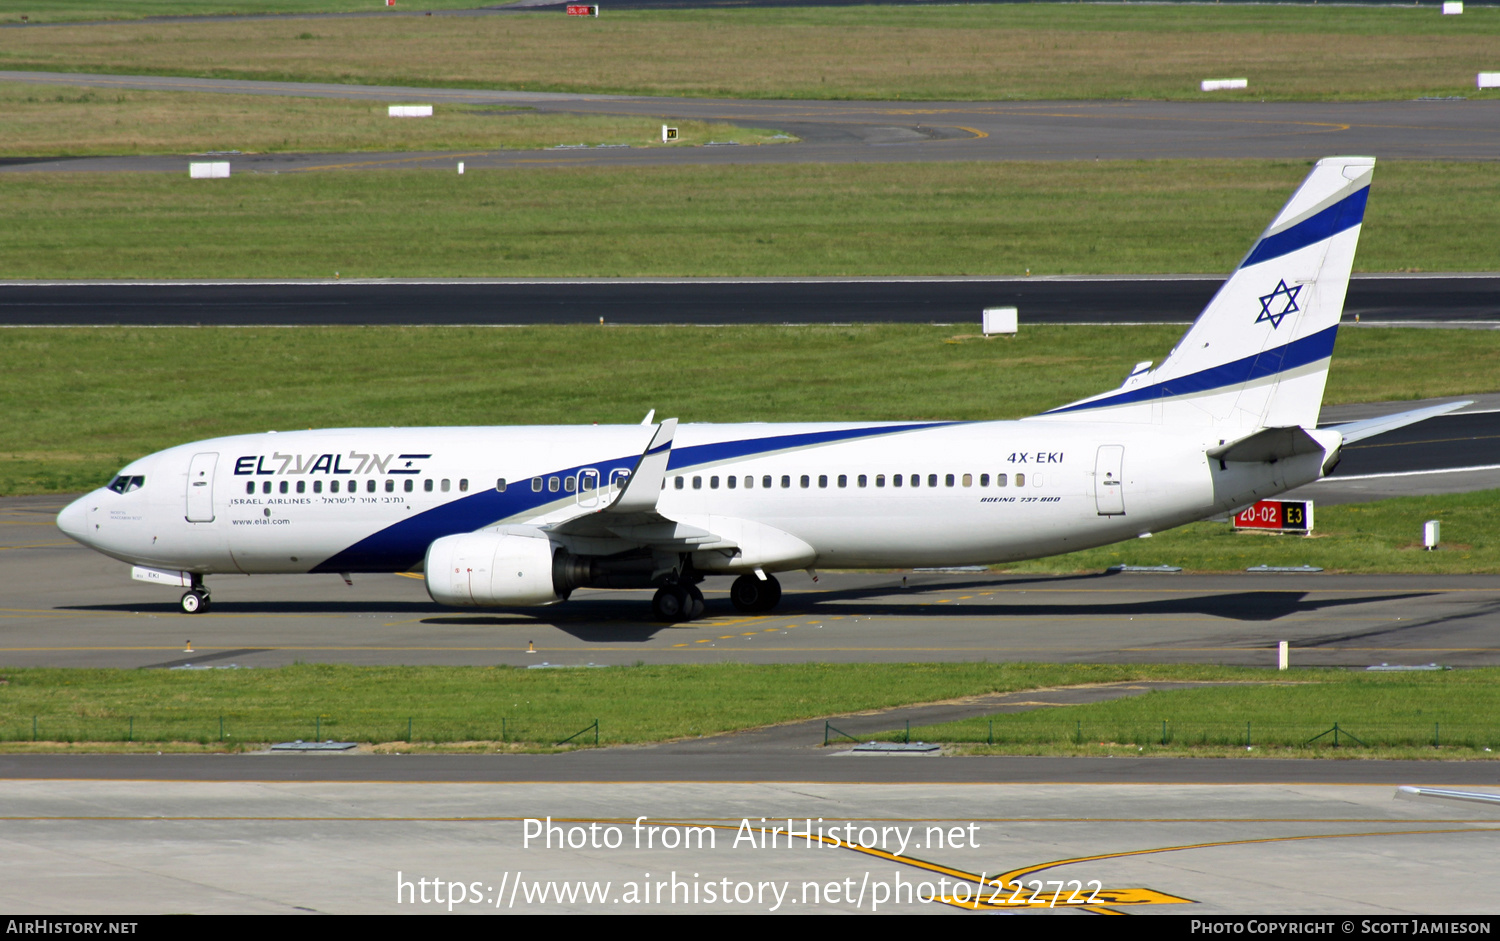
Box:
1040 157 1374 431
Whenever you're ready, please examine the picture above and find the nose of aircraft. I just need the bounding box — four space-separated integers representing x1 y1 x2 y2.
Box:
56 494 91 543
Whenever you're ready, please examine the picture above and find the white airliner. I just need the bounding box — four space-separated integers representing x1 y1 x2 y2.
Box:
56 156 1461 619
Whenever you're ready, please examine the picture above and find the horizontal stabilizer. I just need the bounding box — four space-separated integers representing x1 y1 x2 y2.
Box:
1328 400 1471 445
1207 425 1325 463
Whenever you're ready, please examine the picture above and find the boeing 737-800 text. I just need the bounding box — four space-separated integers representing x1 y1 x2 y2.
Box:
56 157 1459 620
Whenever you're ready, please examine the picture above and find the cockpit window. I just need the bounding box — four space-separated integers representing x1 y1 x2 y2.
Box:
106 475 145 494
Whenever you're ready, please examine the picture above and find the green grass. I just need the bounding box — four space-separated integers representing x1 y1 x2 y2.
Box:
3 161 1498 278
1001 490 1500 575
4 0 491 22
911 671 1500 757
4 324 1498 498
3 661 1496 754
0 662 1215 748
4 5 1498 101
0 81 788 156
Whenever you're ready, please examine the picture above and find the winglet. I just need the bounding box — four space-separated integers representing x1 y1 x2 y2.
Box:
608 418 676 514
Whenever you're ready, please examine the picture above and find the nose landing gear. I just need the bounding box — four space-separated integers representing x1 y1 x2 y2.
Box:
179 575 211 614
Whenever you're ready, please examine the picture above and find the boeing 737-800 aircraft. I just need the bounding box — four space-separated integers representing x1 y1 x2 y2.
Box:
56 157 1460 620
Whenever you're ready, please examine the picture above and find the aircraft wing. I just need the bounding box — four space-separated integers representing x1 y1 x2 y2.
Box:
1324 400 1472 445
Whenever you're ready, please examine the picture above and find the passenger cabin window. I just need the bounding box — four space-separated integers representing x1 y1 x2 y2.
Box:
996 474 1007 487
245 482 254 495
742 476 752 489
548 477 559 492
298 481 306 494
858 475 867 488
818 475 828 488
442 478 451 493
531 477 543 492
946 474 955 487
331 480 340 494
496 478 507 492
313 481 323 494
368 480 376 493
459 479 469 492
800 475 810 489
693 476 702 490
281 481 290 494
563 477 575 493
781 476 791 489
710 476 719 489
423 479 433 493
927 474 937 488
963 474 973 487
675 476 684 490
876 474 886 488
762 476 772 489
893 474 902 488
980 474 990 487
837 474 847 488
727 476 736 490
1014 473 1025 487
262 481 271 495
404 479 414 493
387 480 396 493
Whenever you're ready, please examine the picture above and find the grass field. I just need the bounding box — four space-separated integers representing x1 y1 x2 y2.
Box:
4 323 1498 497
910 671 1500 758
3 6 1497 101
4 0 492 21
0 82 786 156
2 662 1497 755
4 161 1498 278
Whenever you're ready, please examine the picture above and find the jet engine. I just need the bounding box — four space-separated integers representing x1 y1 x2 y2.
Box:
424 528 566 607
424 527 662 607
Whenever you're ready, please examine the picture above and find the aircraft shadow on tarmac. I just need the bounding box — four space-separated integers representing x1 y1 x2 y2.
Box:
766 590 1440 623
63 585 1440 635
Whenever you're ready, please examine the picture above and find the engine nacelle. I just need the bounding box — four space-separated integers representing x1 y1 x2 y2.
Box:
424 528 563 607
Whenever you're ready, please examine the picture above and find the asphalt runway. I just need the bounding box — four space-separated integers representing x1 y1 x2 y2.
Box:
4 71 1499 169
4 778 1499 914
3 274 1498 326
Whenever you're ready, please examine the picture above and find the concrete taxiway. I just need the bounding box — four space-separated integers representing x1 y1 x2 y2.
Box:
0 777 1496 914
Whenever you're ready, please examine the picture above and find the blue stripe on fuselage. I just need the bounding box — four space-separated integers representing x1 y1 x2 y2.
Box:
311 421 954 572
1043 325 1339 416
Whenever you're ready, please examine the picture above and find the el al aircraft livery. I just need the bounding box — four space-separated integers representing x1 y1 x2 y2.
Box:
56 157 1462 619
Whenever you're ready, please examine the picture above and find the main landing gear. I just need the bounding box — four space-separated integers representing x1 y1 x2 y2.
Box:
729 573 781 614
180 575 211 614
651 582 705 622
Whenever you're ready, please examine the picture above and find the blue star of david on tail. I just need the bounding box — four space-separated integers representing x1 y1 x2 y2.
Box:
1256 279 1302 329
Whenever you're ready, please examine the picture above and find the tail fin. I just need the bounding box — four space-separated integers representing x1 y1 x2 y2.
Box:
1041 156 1374 431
